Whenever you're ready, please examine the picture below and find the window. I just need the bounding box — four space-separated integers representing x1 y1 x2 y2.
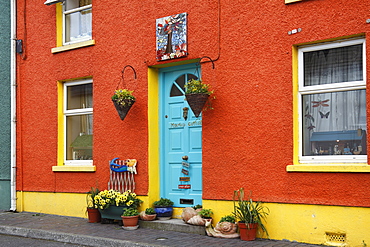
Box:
63 0 92 45
64 80 93 166
298 38 366 164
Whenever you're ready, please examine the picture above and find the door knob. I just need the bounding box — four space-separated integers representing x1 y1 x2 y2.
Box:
182 155 188 160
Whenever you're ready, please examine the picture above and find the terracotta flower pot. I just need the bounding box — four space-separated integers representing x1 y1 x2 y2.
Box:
139 211 157 221
87 208 101 223
238 222 258 241
121 215 139 227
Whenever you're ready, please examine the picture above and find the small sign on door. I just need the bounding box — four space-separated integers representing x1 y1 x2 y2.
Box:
178 184 191 189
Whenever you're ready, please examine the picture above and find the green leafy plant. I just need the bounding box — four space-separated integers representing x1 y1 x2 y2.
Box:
233 188 269 236
219 215 236 223
111 89 136 106
192 204 202 210
122 208 139 217
184 79 213 95
86 187 99 209
145 207 156 215
153 198 174 207
94 189 142 210
198 208 213 218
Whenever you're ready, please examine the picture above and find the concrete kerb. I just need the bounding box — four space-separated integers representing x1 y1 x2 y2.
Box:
0 225 163 247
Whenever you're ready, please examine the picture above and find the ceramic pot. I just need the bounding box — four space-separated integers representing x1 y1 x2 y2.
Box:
99 205 127 221
154 206 173 220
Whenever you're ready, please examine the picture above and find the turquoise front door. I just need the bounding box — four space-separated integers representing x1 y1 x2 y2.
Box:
160 64 203 208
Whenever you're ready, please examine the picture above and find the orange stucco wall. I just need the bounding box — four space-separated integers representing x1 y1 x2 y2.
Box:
17 0 370 208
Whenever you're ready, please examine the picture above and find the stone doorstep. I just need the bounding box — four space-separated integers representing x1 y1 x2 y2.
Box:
139 218 207 236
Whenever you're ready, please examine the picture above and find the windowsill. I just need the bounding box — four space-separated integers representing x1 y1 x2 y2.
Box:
286 164 370 172
52 165 96 172
51 40 95 54
285 0 302 3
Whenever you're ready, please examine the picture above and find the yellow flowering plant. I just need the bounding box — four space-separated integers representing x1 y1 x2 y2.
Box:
111 89 136 107
94 189 142 210
184 79 213 95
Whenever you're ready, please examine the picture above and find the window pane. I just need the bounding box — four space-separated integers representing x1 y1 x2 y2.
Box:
66 114 93 160
302 90 367 156
65 0 91 11
304 44 363 86
67 83 92 110
65 7 92 43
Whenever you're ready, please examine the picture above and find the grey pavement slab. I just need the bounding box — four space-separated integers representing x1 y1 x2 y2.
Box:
0 211 323 247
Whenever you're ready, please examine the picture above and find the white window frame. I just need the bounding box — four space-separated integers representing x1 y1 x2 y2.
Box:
62 0 92 46
64 79 93 166
298 38 367 164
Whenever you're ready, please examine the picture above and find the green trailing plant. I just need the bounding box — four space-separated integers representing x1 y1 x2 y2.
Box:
219 215 236 223
233 188 269 237
111 89 136 106
86 187 100 209
184 79 213 95
122 208 139 217
153 198 174 207
145 207 156 215
198 208 213 218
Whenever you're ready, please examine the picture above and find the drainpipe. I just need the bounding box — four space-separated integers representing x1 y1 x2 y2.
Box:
10 0 17 212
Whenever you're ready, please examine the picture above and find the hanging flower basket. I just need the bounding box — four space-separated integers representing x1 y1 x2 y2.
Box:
185 93 210 118
185 78 213 118
112 98 135 121
111 65 137 121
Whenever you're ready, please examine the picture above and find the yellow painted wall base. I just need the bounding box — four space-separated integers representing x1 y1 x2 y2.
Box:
204 200 370 247
17 192 370 246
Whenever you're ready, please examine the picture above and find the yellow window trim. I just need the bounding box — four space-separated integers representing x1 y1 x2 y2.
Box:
55 78 95 173
51 40 95 53
285 0 302 3
290 35 368 173
287 164 370 172
52 165 96 172
53 3 94 54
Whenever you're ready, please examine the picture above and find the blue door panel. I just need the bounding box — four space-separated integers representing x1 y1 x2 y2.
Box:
160 64 203 207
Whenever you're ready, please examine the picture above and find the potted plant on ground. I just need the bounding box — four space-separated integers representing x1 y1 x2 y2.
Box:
95 189 142 222
121 208 140 229
153 197 174 220
140 207 157 221
233 188 269 241
86 187 101 223
111 89 136 120
184 78 213 118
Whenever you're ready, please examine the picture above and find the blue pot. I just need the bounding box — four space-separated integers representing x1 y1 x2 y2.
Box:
154 206 173 218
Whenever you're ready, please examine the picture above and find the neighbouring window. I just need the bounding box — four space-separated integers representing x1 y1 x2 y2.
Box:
64 80 93 165
63 0 92 45
298 38 367 163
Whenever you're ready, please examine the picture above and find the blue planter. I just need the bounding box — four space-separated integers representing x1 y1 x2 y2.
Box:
154 206 173 218
99 205 127 221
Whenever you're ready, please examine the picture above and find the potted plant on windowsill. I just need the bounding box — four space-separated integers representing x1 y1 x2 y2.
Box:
86 187 101 223
140 207 157 221
184 78 213 118
232 188 269 241
112 89 136 120
153 198 174 220
121 208 140 230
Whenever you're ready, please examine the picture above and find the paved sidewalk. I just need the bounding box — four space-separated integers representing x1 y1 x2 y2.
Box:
0 211 323 247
